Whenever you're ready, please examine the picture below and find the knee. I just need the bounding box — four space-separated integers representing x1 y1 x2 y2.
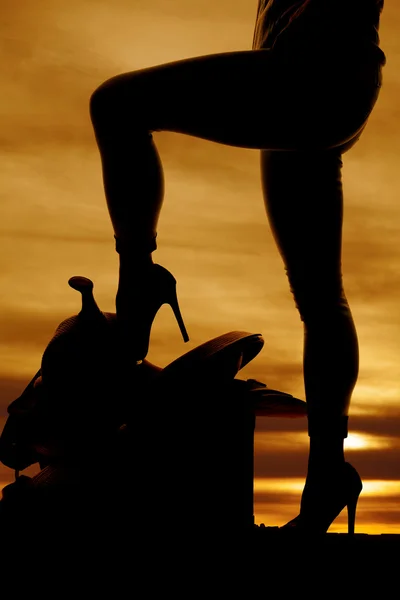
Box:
288 273 348 325
89 74 152 136
296 294 352 330
90 72 145 130
89 79 117 127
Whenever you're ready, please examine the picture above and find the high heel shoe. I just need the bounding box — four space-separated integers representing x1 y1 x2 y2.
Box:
116 263 189 362
280 462 363 535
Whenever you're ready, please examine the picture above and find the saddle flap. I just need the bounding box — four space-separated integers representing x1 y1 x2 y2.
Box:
158 331 264 388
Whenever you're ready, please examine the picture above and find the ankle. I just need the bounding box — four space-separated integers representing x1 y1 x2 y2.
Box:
114 234 157 255
306 436 345 479
115 234 156 276
307 415 348 439
119 253 154 273
305 460 346 482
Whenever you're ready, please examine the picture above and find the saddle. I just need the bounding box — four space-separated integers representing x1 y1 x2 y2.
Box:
0 276 306 541
0 275 305 474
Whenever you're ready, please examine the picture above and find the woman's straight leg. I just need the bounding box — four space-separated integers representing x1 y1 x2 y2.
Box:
260 149 360 525
260 149 359 432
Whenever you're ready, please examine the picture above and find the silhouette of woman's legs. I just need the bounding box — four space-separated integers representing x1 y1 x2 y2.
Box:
260 150 358 474
89 48 381 529
89 49 378 363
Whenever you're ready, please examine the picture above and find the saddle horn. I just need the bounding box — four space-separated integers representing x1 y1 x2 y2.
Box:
68 276 107 325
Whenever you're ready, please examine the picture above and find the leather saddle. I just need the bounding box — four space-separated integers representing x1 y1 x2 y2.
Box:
0 276 306 475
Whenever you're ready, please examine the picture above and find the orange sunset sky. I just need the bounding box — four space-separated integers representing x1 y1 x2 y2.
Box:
0 1 399 534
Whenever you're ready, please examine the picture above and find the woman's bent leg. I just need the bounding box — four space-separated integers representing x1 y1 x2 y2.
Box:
89 49 354 251
89 51 275 250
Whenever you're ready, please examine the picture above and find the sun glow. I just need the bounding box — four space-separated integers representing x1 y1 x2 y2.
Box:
254 477 400 497
361 480 400 495
255 430 399 453
344 432 397 451
254 478 305 494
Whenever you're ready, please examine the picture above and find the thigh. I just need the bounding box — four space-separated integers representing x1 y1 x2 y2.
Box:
91 50 342 151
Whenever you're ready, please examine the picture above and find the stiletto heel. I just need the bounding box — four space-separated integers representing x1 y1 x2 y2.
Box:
168 287 189 343
347 491 359 535
116 262 189 361
280 462 363 535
